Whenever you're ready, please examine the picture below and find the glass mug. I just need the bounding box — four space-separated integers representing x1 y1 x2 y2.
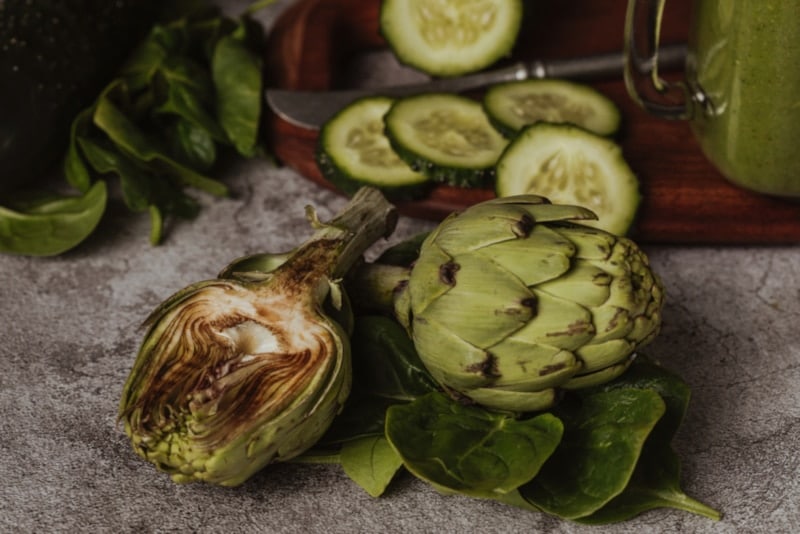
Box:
624 0 800 197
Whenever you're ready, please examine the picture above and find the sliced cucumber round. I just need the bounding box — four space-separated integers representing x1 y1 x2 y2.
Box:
379 0 524 77
315 96 431 199
495 123 639 235
483 79 622 138
384 93 508 188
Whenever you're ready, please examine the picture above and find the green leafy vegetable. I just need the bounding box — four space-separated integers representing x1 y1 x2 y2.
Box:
350 315 439 401
575 358 722 523
301 315 438 449
517 387 665 519
0 3 267 256
64 108 96 192
92 84 229 197
78 137 154 212
309 304 720 523
157 71 227 143
340 436 404 498
0 181 107 256
386 392 564 498
211 23 263 157
374 231 430 266
169 118 218 170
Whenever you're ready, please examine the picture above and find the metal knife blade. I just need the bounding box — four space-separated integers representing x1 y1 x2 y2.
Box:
266 43 687 130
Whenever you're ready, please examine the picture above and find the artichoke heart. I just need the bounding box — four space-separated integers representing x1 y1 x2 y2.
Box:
119 187 397 486
394 195 664 412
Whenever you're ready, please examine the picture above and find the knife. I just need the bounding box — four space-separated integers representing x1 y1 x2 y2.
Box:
266 43 687 130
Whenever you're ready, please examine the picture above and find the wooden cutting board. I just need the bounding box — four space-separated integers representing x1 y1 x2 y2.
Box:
263 0 800 244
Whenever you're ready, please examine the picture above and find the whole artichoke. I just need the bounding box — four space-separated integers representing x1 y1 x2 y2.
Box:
119 188 397 486
355 195 663 412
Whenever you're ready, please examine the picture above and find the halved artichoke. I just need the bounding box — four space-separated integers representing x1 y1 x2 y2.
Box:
119 187 397 486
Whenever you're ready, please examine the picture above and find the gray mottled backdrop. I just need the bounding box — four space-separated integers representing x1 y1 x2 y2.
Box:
1 1 799 532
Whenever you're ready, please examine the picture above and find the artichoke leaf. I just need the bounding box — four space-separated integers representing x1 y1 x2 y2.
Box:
410 314 501 391
430 202 539 254
464 385 558 413
413 251 536 348
551 225 617 261
218 251 293 281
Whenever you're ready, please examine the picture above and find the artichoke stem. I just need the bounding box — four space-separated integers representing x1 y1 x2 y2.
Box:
281 187 399 285
316 187 399 280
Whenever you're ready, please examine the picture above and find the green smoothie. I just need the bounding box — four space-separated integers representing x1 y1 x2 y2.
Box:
686 1 800 196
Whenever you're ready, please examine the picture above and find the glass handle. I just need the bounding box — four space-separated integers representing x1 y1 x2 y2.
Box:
624 0 693 120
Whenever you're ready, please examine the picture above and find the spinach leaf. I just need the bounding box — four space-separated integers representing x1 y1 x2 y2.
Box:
375 231 431 266
168 117 218 171
386 392 563 498
93 85 228 197
340 435 404 498
2 7 267 256
308 315 437 448
576 357 721 523
64 108 95 192
120 26 174 91
78 137 153 212
148 204 164 246
211 22 262 157
0 181 107 256
518 387 665 519
318 396 398 447
155 57 228 143
350 315 439 400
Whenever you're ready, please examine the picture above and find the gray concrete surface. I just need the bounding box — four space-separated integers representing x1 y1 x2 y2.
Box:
3 155 799 534
2 1 799 532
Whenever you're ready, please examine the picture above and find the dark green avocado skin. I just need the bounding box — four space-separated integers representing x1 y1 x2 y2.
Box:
0 0 158 196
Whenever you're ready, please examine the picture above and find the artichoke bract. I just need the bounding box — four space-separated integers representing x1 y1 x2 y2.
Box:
356 195 664 412
119 187 397 486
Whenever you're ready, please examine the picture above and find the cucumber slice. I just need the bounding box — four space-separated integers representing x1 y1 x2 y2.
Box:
380 0 524 77
316 96 430 199
483 79 622 138
384 93 509 188
495 123 639 235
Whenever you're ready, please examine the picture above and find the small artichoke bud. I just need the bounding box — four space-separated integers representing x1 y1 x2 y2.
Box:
119 188 397 486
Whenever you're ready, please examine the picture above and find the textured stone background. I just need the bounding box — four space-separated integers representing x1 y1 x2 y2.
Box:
1 1 799 532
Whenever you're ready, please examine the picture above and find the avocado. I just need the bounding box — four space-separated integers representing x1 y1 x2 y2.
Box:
0 0 159 196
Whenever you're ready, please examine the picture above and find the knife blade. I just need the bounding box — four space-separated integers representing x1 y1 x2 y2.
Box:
266 43 687 130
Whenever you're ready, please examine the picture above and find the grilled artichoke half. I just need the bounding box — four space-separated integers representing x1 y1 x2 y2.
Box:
356 195 664 412
119 187 397 486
